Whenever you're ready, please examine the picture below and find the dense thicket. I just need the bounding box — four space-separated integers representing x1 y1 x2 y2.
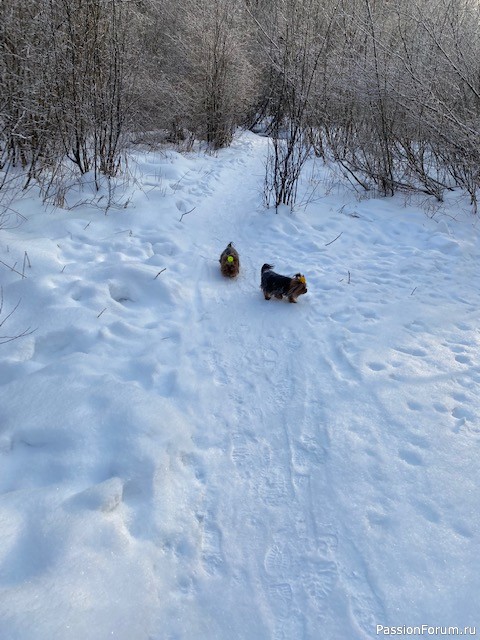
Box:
1 0 480 210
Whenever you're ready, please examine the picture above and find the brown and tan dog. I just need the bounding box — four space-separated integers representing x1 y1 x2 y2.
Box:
219 242 240 278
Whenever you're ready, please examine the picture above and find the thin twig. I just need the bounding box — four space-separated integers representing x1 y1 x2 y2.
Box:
171 171 192 192
0 259 26 278
179 207 196 222
325 231 343 246
154 268 166 279
0 327 35 344
0 288 35 343
97 308 107 318
411 286 417 295
22 251 31 277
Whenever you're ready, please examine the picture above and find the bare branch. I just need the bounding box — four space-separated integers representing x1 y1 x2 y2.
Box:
179 207 196 222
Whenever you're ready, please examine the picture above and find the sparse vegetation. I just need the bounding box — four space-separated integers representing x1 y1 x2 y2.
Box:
1 0 480 210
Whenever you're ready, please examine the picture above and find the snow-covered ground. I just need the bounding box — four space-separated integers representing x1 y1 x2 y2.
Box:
0 132 479 640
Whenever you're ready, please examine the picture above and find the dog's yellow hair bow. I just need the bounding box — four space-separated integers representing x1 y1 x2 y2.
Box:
298 275 306 284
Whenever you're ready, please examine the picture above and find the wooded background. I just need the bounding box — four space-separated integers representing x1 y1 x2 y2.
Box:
1 0 479 209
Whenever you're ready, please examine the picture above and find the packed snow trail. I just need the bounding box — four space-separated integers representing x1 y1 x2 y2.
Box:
149 137 363 639
0 132 479 639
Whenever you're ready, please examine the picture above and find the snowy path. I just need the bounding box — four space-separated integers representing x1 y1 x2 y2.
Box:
158 140 351 638
1 132 480 639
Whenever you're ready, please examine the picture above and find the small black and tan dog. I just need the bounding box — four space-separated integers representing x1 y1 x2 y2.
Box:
219 242 240 278
261 264 307 303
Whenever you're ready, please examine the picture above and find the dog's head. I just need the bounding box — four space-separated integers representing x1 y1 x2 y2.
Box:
291 274 307 296
220 243 240 277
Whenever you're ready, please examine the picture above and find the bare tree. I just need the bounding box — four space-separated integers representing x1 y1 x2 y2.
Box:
0 0 56 185
44 0 138 183
2 0 480 213
0 0 140 209
312 0 480 207
251 0 341 209
142 0 258 150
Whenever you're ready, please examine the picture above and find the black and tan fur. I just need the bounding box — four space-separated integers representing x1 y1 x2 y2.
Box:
260 264 307 303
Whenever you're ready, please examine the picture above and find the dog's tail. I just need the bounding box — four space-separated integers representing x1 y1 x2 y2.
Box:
261 263 274 273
